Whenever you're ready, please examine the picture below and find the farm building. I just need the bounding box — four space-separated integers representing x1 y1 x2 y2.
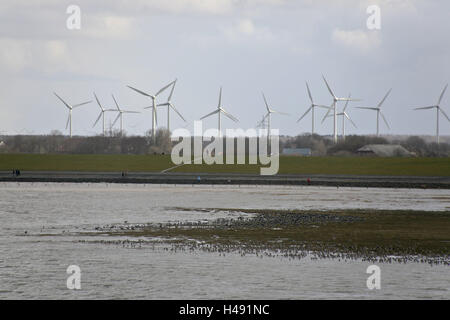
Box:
356 144 415 157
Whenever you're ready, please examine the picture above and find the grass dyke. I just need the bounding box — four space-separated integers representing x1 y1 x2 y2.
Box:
0 153 449 176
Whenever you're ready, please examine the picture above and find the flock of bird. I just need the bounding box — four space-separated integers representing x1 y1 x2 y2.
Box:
54 76 450 144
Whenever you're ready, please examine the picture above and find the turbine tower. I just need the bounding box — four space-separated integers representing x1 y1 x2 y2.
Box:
127 80 175 142
200 87 238 136
297 81 332 135
53 92 92 138
356 88 392 136
156 79 186 132
413 84 450 144
93 92 116 136
262 92 288 140
323 94 357 140
111 94 140 136
322 75 360 143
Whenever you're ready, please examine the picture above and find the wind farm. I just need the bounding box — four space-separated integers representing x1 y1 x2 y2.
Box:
43 77 450 145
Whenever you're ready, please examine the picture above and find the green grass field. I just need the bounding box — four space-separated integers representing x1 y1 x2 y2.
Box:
0 153 449 176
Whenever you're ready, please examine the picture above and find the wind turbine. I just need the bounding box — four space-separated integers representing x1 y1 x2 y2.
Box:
322 75 360 143
413 84 450 144
127 80 175 142
156 79 186 132
200 87 239 136
262 92 288 139
93 92 116 136
111 94 140 136
356 88 392 136
297 81 332 135
323 94 357 140
53 92 92 138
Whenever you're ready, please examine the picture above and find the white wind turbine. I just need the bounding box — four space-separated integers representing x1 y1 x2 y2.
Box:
413 84 450 144
93 92 116 136
53 92 92 138
356 88 392 136
156 79 186 131
297 81 332 135
323 94 357 140
261 92 288 139
200 87 239 136
127 80 175 142
322 75 361 143
111 94 140 136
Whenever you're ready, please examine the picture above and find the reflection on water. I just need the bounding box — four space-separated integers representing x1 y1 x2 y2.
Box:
0 182 449 299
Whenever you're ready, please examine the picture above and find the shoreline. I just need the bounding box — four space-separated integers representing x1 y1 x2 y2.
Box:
1 171 449 189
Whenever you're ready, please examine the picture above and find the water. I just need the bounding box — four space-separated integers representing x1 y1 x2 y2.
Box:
0 182 449 299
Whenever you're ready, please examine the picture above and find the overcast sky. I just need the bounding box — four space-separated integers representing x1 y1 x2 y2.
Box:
1 0 449 137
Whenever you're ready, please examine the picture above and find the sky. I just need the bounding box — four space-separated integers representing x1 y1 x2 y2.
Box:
0 0 449 137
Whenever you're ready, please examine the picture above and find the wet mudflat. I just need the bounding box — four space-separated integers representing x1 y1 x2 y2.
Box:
1 182 449 299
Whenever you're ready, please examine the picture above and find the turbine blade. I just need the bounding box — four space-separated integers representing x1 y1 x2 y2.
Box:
345 112 357 128
65 114 70 130
156 80 175 97
123 111 140 113
413 106 436 110
200 109 219 120
315 104 333 109
297 106 312 122
54 92 71 109
72 100 92 108
170 103 186 122
156 103 170 107
321 108 332 124
218 87 222 108
437 84 448 106
127 85 152 97
274 110 289 116
322 75 335 99
112 113 121 127
111 94 120 111
377 88 392 108
306 82 313 104
343 93 351 112
93 112 103 127
356 107 378 110
348 117 357 129
439 107 450 121
380 111 390 130
94 92 103 110
262 92 270 112
168 79 177 101
221 109 239 122
338 98 361 102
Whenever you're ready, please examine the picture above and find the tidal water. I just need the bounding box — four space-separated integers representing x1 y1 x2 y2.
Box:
0 182 448 299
